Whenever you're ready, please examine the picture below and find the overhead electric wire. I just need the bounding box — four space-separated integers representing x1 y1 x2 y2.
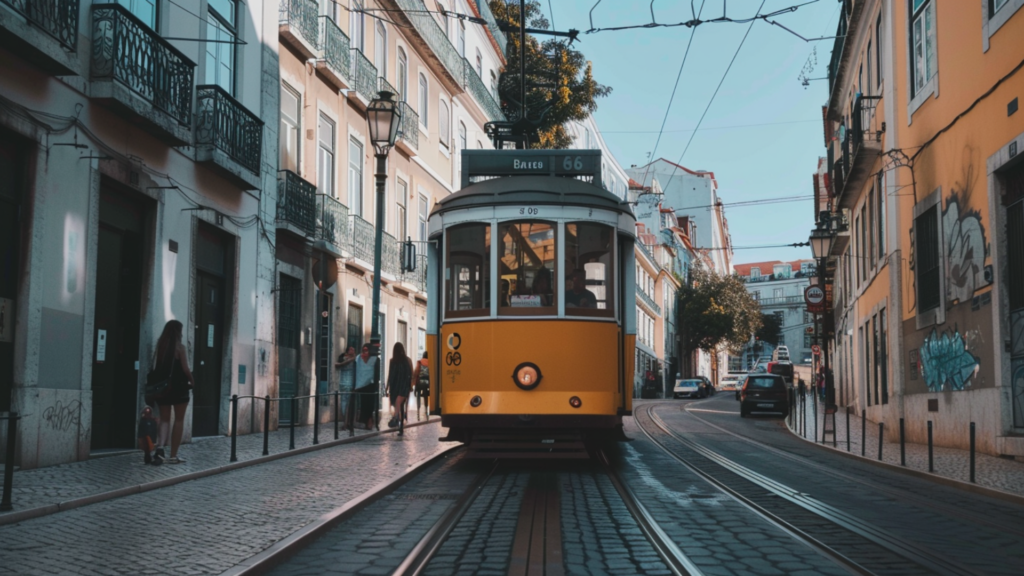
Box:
604 118 819 134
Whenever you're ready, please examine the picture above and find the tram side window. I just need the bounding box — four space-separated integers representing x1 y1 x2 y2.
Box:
446 224 490 317
498 221 556 314
565 222 614 317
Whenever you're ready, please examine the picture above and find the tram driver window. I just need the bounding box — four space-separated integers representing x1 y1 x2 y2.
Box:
445 224 490 318
565 222 614 317
498 221 556 314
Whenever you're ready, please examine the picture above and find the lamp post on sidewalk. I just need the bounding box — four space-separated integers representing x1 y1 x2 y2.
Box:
809 222 836 409
366 91 402 428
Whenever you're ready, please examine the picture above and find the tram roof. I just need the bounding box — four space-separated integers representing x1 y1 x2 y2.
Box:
433 176 635 217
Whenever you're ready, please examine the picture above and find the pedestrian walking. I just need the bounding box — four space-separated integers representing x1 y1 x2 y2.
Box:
153 320 194 464
335 346 357 428
412 351 430 420
354 344 378 430
385 342 413 436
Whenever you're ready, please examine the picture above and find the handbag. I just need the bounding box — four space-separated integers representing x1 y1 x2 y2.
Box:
145 359 174 405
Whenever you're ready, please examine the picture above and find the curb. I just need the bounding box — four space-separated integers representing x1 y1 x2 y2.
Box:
219 443 462 576
783 413 1024 507
0 417 442 526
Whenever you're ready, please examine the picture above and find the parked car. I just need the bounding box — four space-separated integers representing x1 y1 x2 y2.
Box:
640 380 661 399
673 378 708 399
720 374 744 391
768 361 795 384
801 356 813 366
772 346 790 362
697 375 715 395
739 374 789 417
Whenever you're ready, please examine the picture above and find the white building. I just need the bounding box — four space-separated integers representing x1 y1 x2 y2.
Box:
733 260 817 370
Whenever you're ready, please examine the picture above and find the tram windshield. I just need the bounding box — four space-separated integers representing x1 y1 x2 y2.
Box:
565 222 614 317
499 221 556 314
445 223 490 317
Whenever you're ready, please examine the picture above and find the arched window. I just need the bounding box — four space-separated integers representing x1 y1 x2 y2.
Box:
374 20 387 78
350 0 364 51
489 70 498 100
397 48 408 101
439 99 450 147
418 73 429 128
436 1 449 37
457 19 466 56
458 121 467 150
475 49 482 78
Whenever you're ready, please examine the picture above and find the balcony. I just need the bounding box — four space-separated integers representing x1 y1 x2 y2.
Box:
276 170 316 238
390 0 465 90
826 0 867 118
195 85 263 189
400 244 428 292
461 57 503 122
831 95 882 210
381 232 400 279
347 49 377 107
636 287 661 316
0 0 80 74
396 101 419 154
314 194 349 258
379 76 400 101
474 0 507 57
758 295 804 307
315 16 351 90
279 0 319 59
349 215 375 265
90 4 195 145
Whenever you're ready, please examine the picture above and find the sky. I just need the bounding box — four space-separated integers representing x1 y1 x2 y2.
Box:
543 0 842 265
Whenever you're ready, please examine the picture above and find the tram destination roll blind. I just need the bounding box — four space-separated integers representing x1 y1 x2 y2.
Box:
461 149 603 188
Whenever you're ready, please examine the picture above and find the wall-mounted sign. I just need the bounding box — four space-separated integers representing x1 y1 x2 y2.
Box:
96 329 107 362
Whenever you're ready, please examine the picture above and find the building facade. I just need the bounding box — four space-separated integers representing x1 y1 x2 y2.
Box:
733 260 817 370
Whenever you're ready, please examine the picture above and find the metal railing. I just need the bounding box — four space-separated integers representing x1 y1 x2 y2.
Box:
474 0 507 56
758 295 804 306
91 4 196 126
279 0 320 49
831 94 881 200
462 57 503 122
397 101 419 149
2 0 78 51
400 240 429 291
350 49 378 101
381 231 401 278
195 85 263 174
636 286 661 316
315 193 350 248
349 215 375 262
378 76 400 101
319 16 350 80
394 0 464 84
277 170 316 236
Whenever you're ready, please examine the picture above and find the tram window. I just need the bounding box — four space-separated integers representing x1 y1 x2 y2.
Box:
498 221 557 315
445 224 491 317
565 222 614 317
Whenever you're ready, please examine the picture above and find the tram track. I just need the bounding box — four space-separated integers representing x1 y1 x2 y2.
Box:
636 402 985 576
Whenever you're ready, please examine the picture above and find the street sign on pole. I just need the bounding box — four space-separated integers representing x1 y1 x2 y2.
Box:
811 344 821 355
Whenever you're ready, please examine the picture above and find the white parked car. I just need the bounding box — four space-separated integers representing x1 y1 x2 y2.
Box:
773 346 790 361
720 374 744 391
673 379 708 399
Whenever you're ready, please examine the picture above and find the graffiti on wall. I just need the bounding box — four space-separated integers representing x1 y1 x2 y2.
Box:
43 400 82 432
919 328 980 392
942 194 991 305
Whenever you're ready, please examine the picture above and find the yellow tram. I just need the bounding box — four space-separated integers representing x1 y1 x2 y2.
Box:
423 150 638 456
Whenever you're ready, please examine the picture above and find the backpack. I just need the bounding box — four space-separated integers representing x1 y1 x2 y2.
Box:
416 362 430 393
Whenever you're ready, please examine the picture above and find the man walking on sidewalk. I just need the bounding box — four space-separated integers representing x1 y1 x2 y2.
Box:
354 345 378 430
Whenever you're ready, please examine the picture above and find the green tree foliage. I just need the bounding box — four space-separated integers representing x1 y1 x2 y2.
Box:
755 313 782 347
489 1 611 148
677 265 763 354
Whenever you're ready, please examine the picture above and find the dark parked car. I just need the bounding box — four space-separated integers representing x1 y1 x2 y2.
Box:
739 374 789 417
768 361 794 384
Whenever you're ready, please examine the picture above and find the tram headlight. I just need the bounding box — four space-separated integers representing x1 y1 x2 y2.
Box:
569 396 582 408
512 362 542 390
470 395 482 407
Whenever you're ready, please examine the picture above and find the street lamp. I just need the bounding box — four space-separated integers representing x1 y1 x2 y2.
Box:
366 91 401 429
808 222 836 410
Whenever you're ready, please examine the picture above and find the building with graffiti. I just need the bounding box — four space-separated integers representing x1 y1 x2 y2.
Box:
814 0 1024 457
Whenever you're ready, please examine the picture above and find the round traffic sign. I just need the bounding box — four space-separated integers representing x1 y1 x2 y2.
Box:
804 285 825 305
811 344 821 355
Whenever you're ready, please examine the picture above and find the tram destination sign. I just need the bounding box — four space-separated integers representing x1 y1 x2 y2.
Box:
461 149 603 188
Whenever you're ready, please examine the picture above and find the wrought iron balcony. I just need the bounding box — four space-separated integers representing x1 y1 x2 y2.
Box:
462 58 503 122
831 94 882 210
636 286 661 316
349 215 375 263
91 3 195 126
397 101 419 149
378 76 400 101
195 85 263 176
474 0 507 56
394 0 464 85
758 295 804 306
401 244 428 292
350 49 377 102
317 16 351 89
381 232 400 278
279 0 319 57
277 170 316 237
2 0 78 52
315 194 350 253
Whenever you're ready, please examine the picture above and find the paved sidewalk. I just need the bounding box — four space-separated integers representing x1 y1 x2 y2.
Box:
789 393 1024 499
0 402 434 522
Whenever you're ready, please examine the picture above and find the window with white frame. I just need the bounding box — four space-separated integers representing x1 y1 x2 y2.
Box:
457 19 466 56
875 14 882 86
752 290 760 301
350 0 364 52
750 267 761 279
418 74 429 128
439 99 450 148
396 179 408 241
490 70 498 100
205 0 236 94
397 48 408 100
280 84 300 172
773 288 784 300
317 113 335 197
374 21 387 78
909 0 936 99
866 41 872 95
475 49 482 78
349 137 363 216
418 194 429 240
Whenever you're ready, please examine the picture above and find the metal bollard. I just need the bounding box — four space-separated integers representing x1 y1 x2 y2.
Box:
970 422 976 483
846 410 851 452
899 417 905 467
861 410 867 456
289 397 296 450
1 413 18 512
313 391 320 446
813 394 818 443
878 422 884 461
334 392 339 440
263 396 271 456
927 420 933 472
230 395 239 463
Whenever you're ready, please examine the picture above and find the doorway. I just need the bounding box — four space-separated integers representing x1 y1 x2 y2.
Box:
91 189 146 449
0 138 24 414
278 274 301 423
192 224 233 437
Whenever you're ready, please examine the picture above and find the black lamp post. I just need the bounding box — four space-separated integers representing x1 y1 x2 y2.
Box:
366 91 401 428
809 224 836 408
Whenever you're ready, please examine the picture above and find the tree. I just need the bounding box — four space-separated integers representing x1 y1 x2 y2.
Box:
677 265 763 356
755 313 782 347
489 1 611 148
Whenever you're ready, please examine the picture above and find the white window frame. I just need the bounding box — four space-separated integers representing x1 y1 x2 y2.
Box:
438 97 450 153
374 20 387 79
348 135 365 217
983 0 1024 52
205 0 237 95
317 111 336 198
475 48 483 78
397 47 408 101
350 0 365 52
418 73 429 129
418 192 429 241
396 178 408 242
457 19 466 57
907 0 938 122
280 83 301 173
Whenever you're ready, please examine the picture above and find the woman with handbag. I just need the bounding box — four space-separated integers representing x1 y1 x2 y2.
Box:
152 320 194 464
385 342 413 436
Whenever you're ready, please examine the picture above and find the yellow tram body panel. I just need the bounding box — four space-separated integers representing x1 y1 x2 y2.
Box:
437 320 623 416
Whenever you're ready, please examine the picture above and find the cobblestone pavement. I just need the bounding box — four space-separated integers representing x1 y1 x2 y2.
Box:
0 421 450 576
0 405 433 520
614 414 849 576
662 397 1024 575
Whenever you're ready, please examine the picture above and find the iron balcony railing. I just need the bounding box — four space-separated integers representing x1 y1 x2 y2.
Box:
279 0 320 49
2 0 78 51
636 286 661 316
831 94 881 200
315 194 349 248
349 215 375 263
381 232 400 278
397 101 419 149
462 57 503 122
319 16 350 80
277 170 316 236
401 244 428 292
394 0 464 85
91 4 195 125
474 0 507 56
378 76 400 101
195 85 263 174
350 49 377 102
758 295 804 306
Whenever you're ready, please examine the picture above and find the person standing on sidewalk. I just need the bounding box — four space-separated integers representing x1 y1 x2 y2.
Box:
354 344 378 430
412 351 429 420
385 342 413 436
335 346 357 429
153 320 194 464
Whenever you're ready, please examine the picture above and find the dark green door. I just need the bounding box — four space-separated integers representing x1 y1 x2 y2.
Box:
192 273 225 436
278 274 301 423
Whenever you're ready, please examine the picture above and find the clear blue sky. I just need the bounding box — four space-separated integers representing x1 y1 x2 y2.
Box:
545 0 841 265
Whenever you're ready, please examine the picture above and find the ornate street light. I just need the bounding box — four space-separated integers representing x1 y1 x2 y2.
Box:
365 91 402 431
808 221 837 415
809 225 835 261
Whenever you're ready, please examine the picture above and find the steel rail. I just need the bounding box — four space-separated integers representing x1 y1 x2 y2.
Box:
596 449 704 576
639 403 983 576
393 459 500 576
